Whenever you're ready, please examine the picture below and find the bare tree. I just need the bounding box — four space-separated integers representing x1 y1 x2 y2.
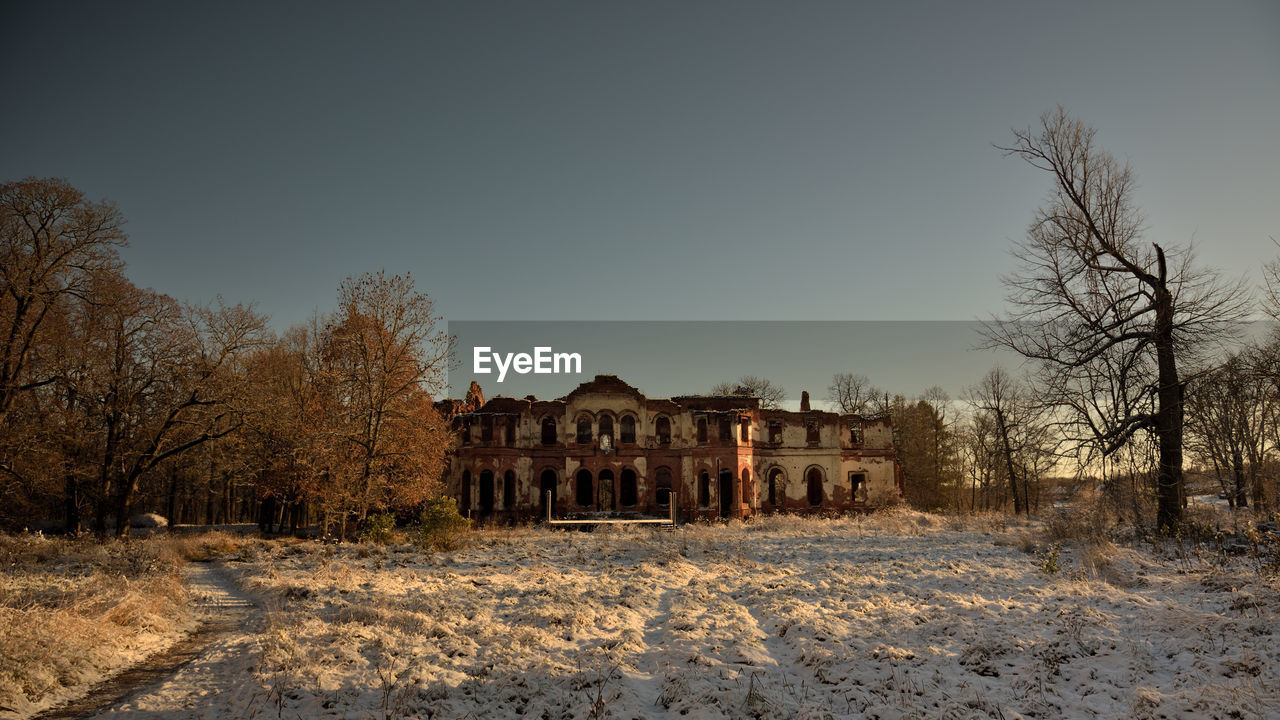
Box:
1187 348 1276 510
827 372 882 415
958 409 1001 511
984 107 1250 530
711 375 785 409
1263 240 1280 322
965 368 1054 514
67 271 267 535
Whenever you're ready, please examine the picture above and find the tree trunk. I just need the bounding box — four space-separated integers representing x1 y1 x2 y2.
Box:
64 473 80 533
113 479 134 538
1232 447 1248 508
995 408 1023 514
1153 249 1184 532
166 468 179 532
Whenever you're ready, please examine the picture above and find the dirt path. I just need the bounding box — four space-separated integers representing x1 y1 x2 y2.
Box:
34 562 257 720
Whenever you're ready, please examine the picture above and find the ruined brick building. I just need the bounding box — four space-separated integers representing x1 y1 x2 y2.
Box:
438 375 901 522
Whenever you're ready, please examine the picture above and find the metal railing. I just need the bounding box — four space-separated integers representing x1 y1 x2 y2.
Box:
544 490 677 527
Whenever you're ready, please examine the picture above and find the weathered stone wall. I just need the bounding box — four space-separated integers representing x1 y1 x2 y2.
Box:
442 375 901 522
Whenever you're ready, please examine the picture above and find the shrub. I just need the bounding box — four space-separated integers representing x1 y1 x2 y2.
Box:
411 498 469 551
359 513 397 545
1037 543 1062 575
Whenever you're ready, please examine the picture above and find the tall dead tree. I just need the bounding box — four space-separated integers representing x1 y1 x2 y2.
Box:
985 107 1248 531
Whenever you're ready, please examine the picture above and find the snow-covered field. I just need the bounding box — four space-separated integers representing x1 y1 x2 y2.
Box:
85 511 1280 720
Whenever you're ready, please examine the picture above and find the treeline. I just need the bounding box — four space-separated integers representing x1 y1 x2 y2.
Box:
1 178 453 536
827 347 1280 527
828 337 1280 526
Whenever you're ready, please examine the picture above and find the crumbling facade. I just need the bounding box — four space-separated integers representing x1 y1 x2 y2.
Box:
438 375 902 522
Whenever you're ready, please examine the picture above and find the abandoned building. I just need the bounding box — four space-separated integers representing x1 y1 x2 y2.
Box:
437 375 902 522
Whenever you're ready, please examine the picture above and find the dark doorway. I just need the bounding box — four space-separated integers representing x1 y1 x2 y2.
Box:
599 469 615 511
807 467 823 507
620 468 637 507
539 469 557 517
718 468 733 518
575 469 593 508
479 470 495 516
655 467 672 507
698 470 710 508
768 468 783 508
503 470 516 509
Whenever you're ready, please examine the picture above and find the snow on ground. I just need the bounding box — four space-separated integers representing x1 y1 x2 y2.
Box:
98 513 1280 719
0 536 193 720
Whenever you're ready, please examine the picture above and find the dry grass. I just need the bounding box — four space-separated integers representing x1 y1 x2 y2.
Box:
0 530 255 717
233 512 1280 718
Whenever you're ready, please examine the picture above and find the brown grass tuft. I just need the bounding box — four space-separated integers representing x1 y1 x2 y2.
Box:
0 530 251 715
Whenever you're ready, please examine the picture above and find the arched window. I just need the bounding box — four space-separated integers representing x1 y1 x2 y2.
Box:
503 469 516 508
541 416 557 445
539 469 557 515
599 414 614 444
768 468 784 507
655 467 673 507
806 419 820 444
697 417 708 444
655 416 671 445
620 468 638 507
620 415 636 444
576 415 592 444
807 467 824 507
698 470 711 508
575 469 593 508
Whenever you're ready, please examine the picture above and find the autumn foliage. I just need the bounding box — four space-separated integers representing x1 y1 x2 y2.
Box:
1 178 454 536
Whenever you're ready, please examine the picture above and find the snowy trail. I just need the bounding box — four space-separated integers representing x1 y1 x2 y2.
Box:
36 562 259 720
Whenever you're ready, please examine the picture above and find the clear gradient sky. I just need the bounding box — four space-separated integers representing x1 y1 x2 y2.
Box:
2 1 1277 334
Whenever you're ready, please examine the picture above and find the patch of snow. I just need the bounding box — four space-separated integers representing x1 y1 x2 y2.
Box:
86 517 1280 718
